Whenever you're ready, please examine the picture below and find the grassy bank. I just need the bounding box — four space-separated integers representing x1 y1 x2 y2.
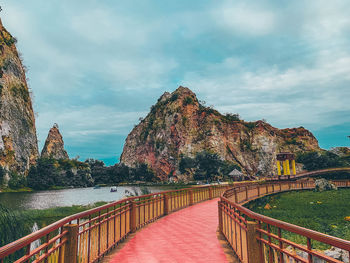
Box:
246 189 350 249
0 187 33 193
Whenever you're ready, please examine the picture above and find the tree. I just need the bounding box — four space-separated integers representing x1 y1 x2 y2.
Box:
27 158 58 190
220 161 241 180
8 172 26 189
296 151 348 171
107 163 130 183
179 156 196 175
134 163 155 182
194 151 223 182
85 159 108 184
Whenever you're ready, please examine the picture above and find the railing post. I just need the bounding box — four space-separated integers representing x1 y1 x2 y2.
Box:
245 186 248 201
209 187 213 200
189 190 194 206
63 224 78 263
163 194 169 215
246 221 262 263
257 185 260 197
130 200 137 233
218 200 223 233
234 189 238 203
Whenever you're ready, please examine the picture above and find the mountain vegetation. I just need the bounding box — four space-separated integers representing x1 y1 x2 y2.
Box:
297 149 350 171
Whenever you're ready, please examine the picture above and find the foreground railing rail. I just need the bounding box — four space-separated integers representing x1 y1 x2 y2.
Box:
0 184 231 263
219 180 350 263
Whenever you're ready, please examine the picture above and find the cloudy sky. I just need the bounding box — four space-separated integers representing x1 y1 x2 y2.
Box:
1 0 350 165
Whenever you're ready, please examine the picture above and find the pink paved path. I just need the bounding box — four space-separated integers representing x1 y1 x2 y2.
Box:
109 199 229 263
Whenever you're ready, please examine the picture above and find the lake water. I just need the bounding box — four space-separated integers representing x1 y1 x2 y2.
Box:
0 186 164 210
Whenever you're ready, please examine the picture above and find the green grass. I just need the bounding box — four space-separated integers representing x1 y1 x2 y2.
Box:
0 201 108 262
0 201 108 245
246 189 350 249
0 187 33 193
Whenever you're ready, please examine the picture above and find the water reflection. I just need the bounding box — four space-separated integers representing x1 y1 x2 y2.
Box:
0 186 162 210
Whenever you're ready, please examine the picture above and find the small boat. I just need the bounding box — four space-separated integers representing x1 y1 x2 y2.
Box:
110 186 118 192
93 185 101 189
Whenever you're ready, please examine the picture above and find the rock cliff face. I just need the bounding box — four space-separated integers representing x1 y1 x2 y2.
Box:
120 86 320 180
41 124 69 159
0 18 38 172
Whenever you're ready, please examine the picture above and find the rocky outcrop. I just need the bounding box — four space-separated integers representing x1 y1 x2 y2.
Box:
329 147 350 157
41 124 69 159
314 178 337 192
120 86 320 180
0 18 38 172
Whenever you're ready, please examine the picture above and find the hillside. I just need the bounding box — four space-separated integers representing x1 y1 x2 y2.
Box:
120 86 320 180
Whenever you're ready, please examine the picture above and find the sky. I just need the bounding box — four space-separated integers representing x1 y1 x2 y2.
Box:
1 0 350 165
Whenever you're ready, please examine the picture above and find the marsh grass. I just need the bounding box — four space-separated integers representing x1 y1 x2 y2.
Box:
0 201 108 262
246 189 350 249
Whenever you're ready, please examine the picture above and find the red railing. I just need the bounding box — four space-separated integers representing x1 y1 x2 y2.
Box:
0 184 231 263
219 180 350 263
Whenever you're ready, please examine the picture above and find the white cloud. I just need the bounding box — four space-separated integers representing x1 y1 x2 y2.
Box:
2 0 350 160
37 105 147 145
214 2 276 36
183 52 350 129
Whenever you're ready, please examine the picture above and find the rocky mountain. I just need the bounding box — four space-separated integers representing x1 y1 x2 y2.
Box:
0 18 38 172
41 124 69 159
120 86 320 180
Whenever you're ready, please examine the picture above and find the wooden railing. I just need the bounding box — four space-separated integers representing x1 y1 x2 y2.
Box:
219 180 350 263
267 167 350 181
0 184 231 263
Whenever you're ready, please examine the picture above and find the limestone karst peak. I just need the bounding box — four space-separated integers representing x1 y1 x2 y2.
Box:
41 124 69 160
0 17 38 172
120 86 320 181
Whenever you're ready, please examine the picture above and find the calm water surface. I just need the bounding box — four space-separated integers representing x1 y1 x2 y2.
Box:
0 186 163 210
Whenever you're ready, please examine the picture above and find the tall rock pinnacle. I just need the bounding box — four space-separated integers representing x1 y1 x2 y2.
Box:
0 18 38 172
41 124 69 159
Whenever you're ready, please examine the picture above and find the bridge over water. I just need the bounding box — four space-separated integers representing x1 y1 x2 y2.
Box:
1 167 350 263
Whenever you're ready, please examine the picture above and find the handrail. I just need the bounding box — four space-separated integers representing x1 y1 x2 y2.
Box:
268 167 350 181
219 179 350 263
0 183 231 263
221 196 350 251
2 168 350 263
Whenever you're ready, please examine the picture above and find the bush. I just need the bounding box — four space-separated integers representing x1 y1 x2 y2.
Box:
224 113 240 122
170 93 179 101
244 122 256 130
183 96 195 106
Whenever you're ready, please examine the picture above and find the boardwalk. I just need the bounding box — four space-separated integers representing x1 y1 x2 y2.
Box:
109 199 229 263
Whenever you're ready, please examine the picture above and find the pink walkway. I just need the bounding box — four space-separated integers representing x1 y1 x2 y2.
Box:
109 199 229 263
